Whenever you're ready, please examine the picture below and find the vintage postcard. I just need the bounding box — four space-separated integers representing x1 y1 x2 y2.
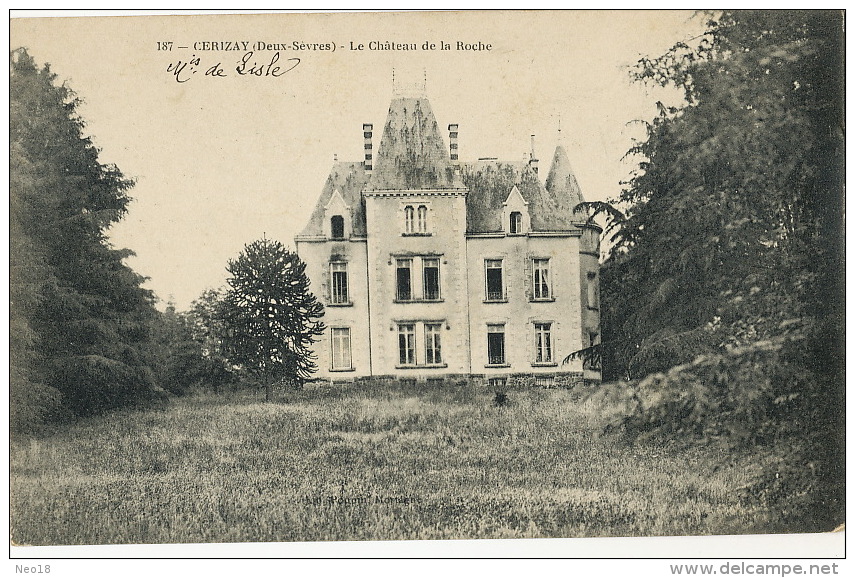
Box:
9 9 845 564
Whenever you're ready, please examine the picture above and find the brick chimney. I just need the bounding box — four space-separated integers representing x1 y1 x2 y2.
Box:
363 123 373 172
448 124 459 164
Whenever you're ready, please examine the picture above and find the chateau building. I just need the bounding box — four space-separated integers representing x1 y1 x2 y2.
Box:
295 93 601 387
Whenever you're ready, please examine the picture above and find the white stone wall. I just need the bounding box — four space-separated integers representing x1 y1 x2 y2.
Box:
365 192 471 376
296 238 371 379
466 234 585 376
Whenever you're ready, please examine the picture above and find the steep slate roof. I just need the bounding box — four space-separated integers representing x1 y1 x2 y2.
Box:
298 161 371 237
366 97 463 191
298 96 587 237
463 158 585 233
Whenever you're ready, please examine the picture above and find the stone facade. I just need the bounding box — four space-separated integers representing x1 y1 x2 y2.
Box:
295 93 600 386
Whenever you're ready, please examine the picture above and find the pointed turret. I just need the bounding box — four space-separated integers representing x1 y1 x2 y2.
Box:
366 97 463 191
545 144 584 210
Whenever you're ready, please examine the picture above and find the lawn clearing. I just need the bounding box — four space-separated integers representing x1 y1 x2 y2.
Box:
11 383 777 544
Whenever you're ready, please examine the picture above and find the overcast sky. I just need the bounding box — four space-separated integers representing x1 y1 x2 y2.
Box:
11 10 705 310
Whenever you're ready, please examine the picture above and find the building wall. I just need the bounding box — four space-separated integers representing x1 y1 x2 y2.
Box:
296 238 371 379
466 233 585 379
579 224 602 380
364 192 471 377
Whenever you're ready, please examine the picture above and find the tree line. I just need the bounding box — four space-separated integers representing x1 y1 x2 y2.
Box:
10 48 323 432
570 10 844 531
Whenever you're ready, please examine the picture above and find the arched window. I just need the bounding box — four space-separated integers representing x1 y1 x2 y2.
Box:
510 211 523 234
417 205 428 233
330 215 345 239
404 205 415 233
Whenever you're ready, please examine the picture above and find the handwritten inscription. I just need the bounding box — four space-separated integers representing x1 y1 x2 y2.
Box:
166 51 300 83
160 39 494 83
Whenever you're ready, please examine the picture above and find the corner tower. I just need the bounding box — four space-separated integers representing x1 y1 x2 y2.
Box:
545 143 601 380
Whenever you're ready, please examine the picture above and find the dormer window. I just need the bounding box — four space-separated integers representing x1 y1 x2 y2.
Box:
502 186 529 235
330 215 345 239
510 211 523 234
404 205 415 234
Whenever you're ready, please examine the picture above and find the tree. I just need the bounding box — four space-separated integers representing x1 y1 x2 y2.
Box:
10 48 164 422
219 238 324 400
577 11 843 531
597 10 844 382
183 288 234 392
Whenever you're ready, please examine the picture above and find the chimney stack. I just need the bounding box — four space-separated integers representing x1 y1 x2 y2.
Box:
448 124 459 164
363 123 373 172
529 134 539 174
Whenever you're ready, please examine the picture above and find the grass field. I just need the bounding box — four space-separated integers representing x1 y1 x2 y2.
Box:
11 382 784 545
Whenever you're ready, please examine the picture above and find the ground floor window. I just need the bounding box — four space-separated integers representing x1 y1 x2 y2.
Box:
534 322 553 363
398 323 416 365
425 323 442 364
331 327 352 370
487 324 506 365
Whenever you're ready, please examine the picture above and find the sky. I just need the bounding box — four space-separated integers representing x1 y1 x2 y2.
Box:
10 10 706 310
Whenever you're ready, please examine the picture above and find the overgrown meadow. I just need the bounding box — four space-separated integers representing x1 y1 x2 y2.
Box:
10 382 795 545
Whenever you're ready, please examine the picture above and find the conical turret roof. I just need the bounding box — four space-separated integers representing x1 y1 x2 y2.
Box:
366 97 462 191
545 144 585 210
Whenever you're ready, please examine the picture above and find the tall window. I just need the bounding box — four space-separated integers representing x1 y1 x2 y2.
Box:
330 261 349 304
330 215 345 239
532 258 551 300
331 327 352 370
398 323 416 365
534 322 553 363
587 271 598 308
404 205 415 234
487 324 506 365
485 259 504 301
417 205 428 233
423 258 440 300
396 258 412 301
510 211 522 234
425 323 442 364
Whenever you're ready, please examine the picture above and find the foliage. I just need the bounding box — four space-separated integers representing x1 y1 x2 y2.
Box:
580 11 844 529
600 10 843 381
219 238 325 398
10 48 164 425
182 289 235 391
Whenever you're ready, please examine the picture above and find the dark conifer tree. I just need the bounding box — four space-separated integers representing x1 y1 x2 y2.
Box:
218 238 325 400
10 48 163 421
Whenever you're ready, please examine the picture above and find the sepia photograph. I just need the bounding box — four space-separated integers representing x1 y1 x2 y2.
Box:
8 9 845 562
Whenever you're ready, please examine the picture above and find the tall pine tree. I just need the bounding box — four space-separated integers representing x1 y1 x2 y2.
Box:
10 48 163 424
